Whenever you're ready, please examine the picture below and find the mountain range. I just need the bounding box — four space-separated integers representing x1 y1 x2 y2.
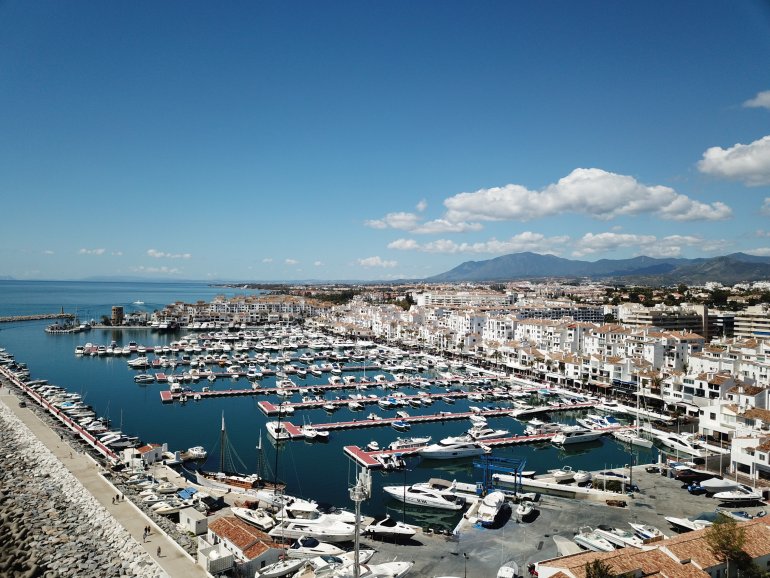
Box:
427 252 770 285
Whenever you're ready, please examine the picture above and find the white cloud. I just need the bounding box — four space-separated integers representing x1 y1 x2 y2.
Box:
43 250 54 255
112 251 123 256
747 248 770 256
285 258 298 265
698 135 770 186
357 256 398 268
388 232 569 254
744 90 770 110
573 232 728 258
262 258 273 263
446 168 732 222
762 198 770 216
314 261 323 266
147 249 191 259
365 211 482 234
416 199 428 212
78 248 105 256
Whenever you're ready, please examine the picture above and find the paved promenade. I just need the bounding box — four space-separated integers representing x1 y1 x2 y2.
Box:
0 383 211 578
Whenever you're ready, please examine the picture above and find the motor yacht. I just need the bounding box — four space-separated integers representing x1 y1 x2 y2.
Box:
573 526 615 552
268 517 355 543
628 522 667 541
231 506 275 531
364 515 417 539
418 440 490 460
477 491 506 526
713 486 763 503
548 465 575 482
266 421 292 441
388 436 431 451
286 536 345 559
551 425 603 445
382 482 465 511
654 432 708 457
594 525 645 549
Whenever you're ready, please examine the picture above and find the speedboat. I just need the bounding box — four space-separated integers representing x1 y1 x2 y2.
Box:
231 506 275 531
573 526 615 552
254 557 306 578
628 522 666 541
594 525 645 549
186 446 207 460
383 482 465 511
665 511 718 532
287 536 345 559
468 426 509 441
418 440 490 460
334 561 413 578
713 486 763 503
654 432 708 457
573 470 592 484
477 491 506 526
548 465 575 482
391 420 411 432
301 423 330 441
593 470 630 484
515 500 535 519
364 515 417 539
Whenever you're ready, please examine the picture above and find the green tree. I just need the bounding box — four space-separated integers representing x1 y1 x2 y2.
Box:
584 558 615 578
705 516 746 577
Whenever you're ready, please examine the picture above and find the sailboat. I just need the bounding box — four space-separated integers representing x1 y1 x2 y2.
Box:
612 379 653 448
194 413 281 495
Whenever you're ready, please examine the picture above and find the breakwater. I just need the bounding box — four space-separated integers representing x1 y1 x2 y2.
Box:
0 402 164 578
0 313 74 323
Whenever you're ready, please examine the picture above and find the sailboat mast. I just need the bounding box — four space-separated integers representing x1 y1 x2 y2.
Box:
220 412 225 473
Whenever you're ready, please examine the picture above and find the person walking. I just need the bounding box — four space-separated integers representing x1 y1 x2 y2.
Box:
157 546 161 557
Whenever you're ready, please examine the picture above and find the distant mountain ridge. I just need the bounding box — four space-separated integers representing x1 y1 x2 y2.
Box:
427 252 770 285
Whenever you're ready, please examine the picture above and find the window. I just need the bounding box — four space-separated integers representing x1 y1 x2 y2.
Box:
710 413 716 420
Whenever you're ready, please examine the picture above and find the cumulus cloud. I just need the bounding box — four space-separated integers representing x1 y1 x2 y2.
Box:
747 248 770 256
314 261 323 266
744 90 770 110
357 256 398 268
262 258 273 263
388 232 569 254
147 249 191 259
78 248 105 256
416 199 428 212
43 250 54 255
698 135 770 186
285 258 298 265
762 198 770 216
573 232 728 258
444 168 731 222
365 211 482 234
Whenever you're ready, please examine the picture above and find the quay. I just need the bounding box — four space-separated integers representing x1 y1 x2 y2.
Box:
0 312 75 323
343 424 626 469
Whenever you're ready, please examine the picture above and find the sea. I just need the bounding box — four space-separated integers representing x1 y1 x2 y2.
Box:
0 280 659 530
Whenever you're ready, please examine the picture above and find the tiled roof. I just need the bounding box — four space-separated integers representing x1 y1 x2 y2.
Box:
208 516 280 560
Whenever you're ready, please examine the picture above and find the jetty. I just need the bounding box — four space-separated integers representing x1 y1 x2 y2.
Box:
0 313 75 323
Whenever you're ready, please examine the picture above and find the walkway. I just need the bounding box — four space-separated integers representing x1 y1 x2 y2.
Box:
0 384 211 578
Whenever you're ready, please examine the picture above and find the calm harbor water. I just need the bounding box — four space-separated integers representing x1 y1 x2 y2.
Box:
0 280 659 529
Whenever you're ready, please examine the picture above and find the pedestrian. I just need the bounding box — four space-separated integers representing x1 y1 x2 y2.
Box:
115 493 119 503
112 497 115 504
142 529 146 542
157 546 161 557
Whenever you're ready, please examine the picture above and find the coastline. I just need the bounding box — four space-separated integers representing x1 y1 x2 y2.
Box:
0 378 209 578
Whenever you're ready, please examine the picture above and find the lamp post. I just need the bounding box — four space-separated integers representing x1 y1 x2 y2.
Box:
463 553 469 578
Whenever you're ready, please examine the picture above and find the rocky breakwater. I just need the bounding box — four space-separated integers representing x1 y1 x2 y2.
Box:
0 404 165 578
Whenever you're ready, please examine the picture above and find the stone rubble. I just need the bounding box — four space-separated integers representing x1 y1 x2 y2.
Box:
0 402 166 578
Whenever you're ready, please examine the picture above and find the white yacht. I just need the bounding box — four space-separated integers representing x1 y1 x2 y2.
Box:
268 517 356 543
418 440 490 459
364 515 417 539
286 535 345 559
713 486 763 503
551 425 603 445
468 426 509 441
231 506 275 531
594 525 645 549
573 526 615 552
387 436 431 451
548 465 575 482
477 490 506 526
382 482 465 511
654 432 708 457
266 421 292 441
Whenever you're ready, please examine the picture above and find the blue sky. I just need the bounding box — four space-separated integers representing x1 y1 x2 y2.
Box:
2 1 770 281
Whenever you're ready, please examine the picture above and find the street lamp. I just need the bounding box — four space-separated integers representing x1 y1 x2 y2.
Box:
463 553 469 578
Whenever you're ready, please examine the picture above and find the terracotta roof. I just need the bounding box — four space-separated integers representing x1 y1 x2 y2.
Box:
208 516 280 560
137 444 161 454
727 384 764 396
